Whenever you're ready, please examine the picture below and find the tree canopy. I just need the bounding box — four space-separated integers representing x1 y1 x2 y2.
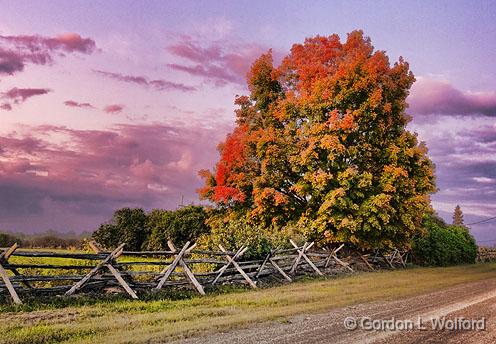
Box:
199 31 436 249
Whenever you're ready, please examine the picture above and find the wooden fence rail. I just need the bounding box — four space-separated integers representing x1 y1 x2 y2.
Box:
0 240 410 304
477 248 496 262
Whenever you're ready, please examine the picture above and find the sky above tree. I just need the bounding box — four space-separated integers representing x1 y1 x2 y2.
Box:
0 0 495 242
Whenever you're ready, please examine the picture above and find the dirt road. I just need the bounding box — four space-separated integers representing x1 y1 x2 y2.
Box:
176 277 496 344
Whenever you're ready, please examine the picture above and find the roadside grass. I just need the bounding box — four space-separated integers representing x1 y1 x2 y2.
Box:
1 263 496 344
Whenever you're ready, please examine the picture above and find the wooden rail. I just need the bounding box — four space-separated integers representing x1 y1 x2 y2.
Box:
477 248 496 262
0 240 410 304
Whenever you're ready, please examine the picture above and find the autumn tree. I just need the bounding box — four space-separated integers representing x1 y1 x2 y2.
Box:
453 205 464 226
199 31 436 249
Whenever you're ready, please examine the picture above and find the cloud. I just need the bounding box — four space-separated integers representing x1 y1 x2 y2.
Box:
460 125 496 144
0 87 51 110
166 36 272 86
0 103 12 111
0 122 228 232
64 100 95 109
2 87 51 103
94 70 196 92
103 104 124 114
0 48 26 75
473 176 495 184
408 79 496 117
0 33 96 76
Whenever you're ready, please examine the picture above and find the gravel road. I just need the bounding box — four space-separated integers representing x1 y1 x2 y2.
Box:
175 277 496 344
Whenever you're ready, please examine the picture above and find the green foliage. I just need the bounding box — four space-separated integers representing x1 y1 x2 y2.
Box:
198 211 302 259
412 214 477 266
145 206 209 249
92 206 210 250
92 208 148 250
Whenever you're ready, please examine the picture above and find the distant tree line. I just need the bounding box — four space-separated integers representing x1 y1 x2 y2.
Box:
0 230 90 249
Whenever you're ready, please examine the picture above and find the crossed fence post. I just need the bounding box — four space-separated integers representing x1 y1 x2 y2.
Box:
65 243 138 299
289 240 323 276
218 245 257 289
87 241 138 299
255 249 292 282
323 244 354 272
212 246 248 285
0 243 22 304
153 241 206 295
167 241 205 295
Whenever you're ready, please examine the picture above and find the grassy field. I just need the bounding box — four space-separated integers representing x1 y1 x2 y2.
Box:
1 262 496 344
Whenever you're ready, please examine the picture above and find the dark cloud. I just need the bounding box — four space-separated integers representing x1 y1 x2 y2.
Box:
103 104 124 114
409 79 496 117
64 100 95 109
460 125 496 144
94 70 196 92
0 122 227 232
420 126 496 232
0 48 26 75
166 36 272 87
0 33 96 76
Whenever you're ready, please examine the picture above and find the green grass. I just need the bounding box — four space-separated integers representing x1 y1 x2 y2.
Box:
1 263 496 344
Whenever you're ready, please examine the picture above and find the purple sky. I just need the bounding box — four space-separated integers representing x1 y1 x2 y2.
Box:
0 1 495 243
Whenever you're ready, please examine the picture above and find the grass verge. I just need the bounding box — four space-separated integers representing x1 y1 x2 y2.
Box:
1 263 496 344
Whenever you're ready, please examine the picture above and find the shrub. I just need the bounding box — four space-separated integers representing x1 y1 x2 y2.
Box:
412 214 477 266
92 208 148 250
198 211 301 259
145 206 209 249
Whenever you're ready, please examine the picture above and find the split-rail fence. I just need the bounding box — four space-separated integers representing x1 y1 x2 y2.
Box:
0 240 410 304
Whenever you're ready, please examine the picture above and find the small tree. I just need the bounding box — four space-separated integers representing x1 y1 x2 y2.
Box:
92 208 148 250
453 205 464 226
146 206 209 249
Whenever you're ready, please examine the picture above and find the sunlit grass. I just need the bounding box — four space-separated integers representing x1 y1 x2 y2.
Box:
1 263 496 344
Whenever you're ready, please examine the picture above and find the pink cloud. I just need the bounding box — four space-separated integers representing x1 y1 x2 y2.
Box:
104 104 124 114
0 103 12 111
2 87 51 103
0 33 96 76
166 36 273 86
0 87 51 110
0 123 229 232
64 100 95 109
0 48 26 75
94 70 196 92
0 33 96 54
408 79 496 117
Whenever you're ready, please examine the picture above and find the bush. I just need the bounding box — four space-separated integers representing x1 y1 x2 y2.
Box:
93 206 210 251
145 206 209 249
412 214 477 266
92 208 148 250
198 211 301 259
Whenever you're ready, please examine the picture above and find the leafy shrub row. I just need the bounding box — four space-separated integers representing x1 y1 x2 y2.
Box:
412 214 477 266
92 206 209 251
